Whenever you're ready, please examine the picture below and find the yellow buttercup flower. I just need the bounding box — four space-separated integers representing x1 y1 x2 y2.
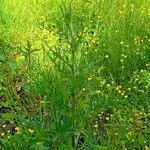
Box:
1 133 5 136
67 44 71 49
93 124 98 128
28 128 35 134
106 84 111 87
82 88 86 91
115 133 118 136
106 117 110 121
121 93 125 96
127 88 131 91
16 55 25 62
120 59 124 62
88 77 93 81
7 130 11 133
120 41 124 45
15 127 20 131
118 90 121 94
105 55 109 58
7 136 11 139
98 114 101 117
15 127 21 134
122 66 125 69
145 146 150 150
124 95 128 99
16 130 21 134
2 124 6 128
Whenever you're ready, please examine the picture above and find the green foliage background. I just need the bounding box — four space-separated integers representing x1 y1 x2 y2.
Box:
0 0 150 150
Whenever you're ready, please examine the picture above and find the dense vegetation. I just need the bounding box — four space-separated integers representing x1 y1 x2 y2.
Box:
0 0 150 149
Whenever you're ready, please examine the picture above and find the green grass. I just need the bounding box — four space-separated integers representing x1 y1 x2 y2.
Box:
0 0 150 149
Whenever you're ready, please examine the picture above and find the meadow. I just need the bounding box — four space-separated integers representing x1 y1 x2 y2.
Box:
0 0 150 149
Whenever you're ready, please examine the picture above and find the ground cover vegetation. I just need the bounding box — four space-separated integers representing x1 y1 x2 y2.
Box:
0 0 150 149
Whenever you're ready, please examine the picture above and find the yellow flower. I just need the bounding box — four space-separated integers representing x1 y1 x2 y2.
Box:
16 130 21 134
15 127 21 134
145 146 150 150
98 114 101 117
118 90 122 94
146 64 150 67
116 85 122 90
121 92 125 96
67 44 71 49
128 88 131 91
106 84 111 87
119 10 123 14
106 117 110 121
16 55 25 62
7 136 11 139
85 52 88 55
124 95 128 99
28 128 35 134
122 66 125 69
111 81 115 84
120 41 124 45
118 85 122 89
7 130 10 133
145 85 148 89
2 124 6 128
88 44 91 47
96 90 101 94
1 133 5 136
82 88 86 91
125 45 129 48
105 55 109 58
93 124 98 128
120 59 124 62
88 77 93 81
115 133 118 136
15 127 20 131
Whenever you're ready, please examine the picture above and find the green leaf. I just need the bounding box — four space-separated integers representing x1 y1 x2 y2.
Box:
0 101 10 107
138 133 145 146
1 112 15 120
0 55 5 63
59 144 73 150
30 143 49 150
9 60 18 71
91 145 109 150
141 70 150 85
